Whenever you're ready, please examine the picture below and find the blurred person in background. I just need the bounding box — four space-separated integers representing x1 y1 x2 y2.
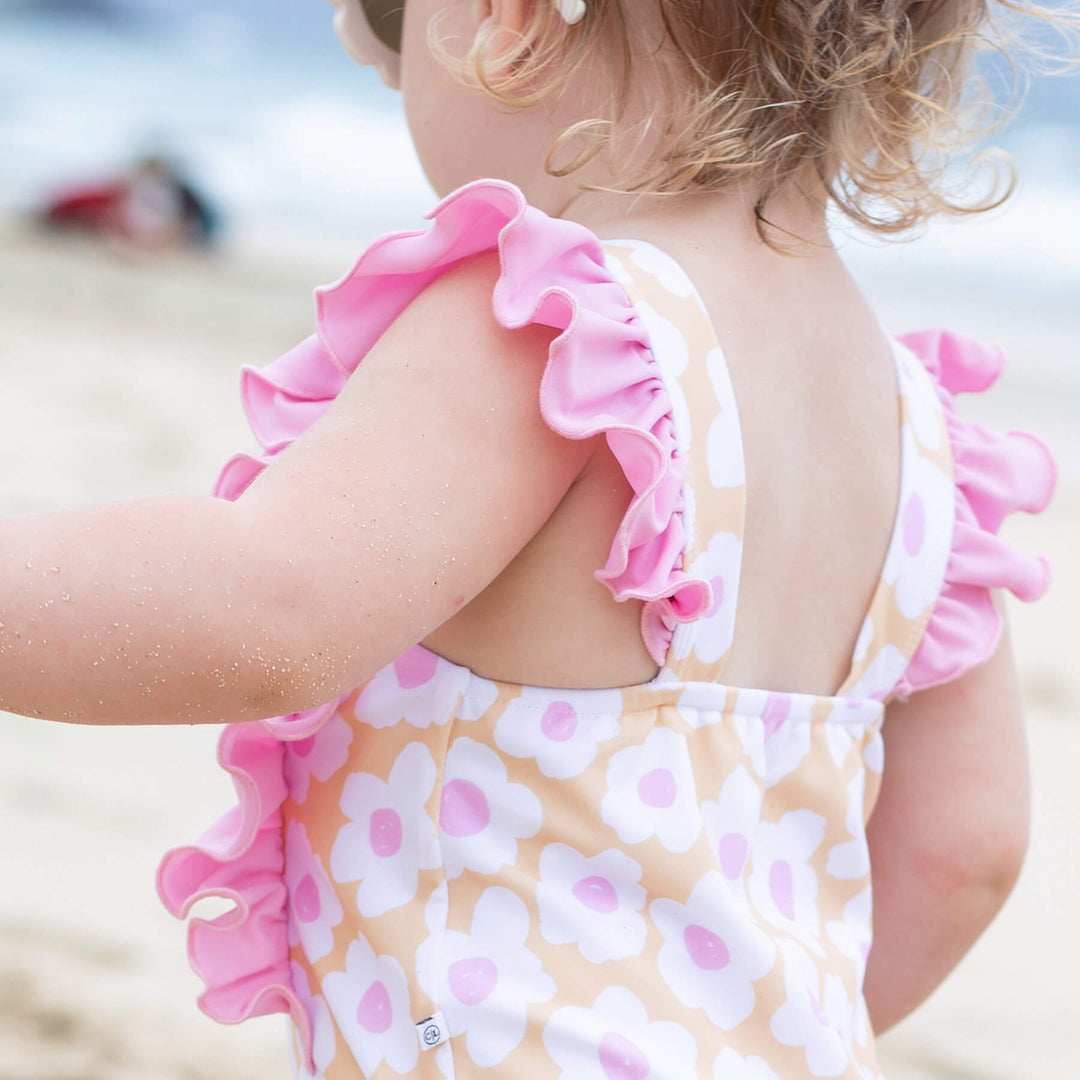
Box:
38 152 219 250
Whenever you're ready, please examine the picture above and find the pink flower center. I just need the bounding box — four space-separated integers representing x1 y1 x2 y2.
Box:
808 987 830 1026
707 575 725 618
684 923 731 970
761 692 792 739
717 833 748 879
291 735 316 759
356 980 393 1034
598 1031 650 1080
572 875 618 913
448 957 498 1006
440 779 490 837
637 767 677 808
540 701 578 742
293 873 321 923
393 646 438 689
769 859 796 921
903 492 925 556
369 807 403 858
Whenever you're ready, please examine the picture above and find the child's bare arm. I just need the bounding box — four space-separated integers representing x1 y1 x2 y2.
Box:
863 613 1030 1033
0 252 595 726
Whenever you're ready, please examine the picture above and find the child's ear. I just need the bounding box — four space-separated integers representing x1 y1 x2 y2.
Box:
478 0 532 72
487 0 529 37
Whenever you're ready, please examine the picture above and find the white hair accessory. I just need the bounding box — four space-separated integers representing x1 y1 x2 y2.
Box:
554 0 587 25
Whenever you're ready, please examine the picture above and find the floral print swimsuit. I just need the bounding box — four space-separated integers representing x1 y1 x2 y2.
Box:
157 181 1055 1080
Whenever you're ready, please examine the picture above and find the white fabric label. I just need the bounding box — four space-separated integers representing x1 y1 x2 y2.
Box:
415 1011 449 1051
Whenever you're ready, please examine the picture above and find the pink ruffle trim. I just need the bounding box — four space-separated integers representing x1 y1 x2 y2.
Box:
156 699 343 1072
895 328 1056 698
156 724 309 1050
157 179 707 1068
216 179 709 657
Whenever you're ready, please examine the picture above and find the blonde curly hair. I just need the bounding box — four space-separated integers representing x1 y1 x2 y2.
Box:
429 0 1076 237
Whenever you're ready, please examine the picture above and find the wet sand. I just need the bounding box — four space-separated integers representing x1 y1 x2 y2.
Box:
1 219 1077 1079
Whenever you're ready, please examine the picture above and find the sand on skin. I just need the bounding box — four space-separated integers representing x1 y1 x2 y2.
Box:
0 220 1076 1079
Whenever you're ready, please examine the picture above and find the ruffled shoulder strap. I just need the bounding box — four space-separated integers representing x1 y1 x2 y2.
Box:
890 328 1055 699
598 239 748 682
157 178 710 1070
215 179 709 649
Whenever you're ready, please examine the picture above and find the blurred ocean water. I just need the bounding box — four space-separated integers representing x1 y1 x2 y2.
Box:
2 0 1080 348
0 0 433 253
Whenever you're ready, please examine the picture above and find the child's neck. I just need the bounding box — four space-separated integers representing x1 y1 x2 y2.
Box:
557 177 835 258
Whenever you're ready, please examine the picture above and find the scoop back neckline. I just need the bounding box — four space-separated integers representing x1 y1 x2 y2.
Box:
414 233 910 707
597 236 910 701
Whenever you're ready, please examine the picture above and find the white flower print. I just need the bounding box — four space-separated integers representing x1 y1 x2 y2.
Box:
706 346 747 489
770 940 854 1077
674 681 728 724
457 676 499 721
354 645 466 729
824 720 855 771
601 726 701 854
826 771 870 880
417 880 450 998
544 985 698 1080
602 244 637 289
330 741 440 917
731 711 768 779
284 711 353 804
773 696 819 774
826 887 873 1049
493 686 622 780
651 870 775 1030
712 1047 781 1080
881 427 954 620
748 809 827 954
701 765 762 900
536 842 647 963
285 822 344 963
434 1043 455 1080
896 343 945 452
852 615 874 665
823 698 881 770
439 737 542 879
322 935 418 1077
845 643 910 703
290 961 337 1079
674 530 743 666
732 689 816 788
825 887 873 979
864 725 884 773
417 886 556 1068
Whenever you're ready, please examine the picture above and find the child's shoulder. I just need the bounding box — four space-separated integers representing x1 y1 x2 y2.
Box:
240 179 1054 701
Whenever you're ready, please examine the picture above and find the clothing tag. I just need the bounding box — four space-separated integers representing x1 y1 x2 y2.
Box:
415 1012 449 1051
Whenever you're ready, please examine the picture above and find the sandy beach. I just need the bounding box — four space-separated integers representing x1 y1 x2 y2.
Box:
1 215 1077 1080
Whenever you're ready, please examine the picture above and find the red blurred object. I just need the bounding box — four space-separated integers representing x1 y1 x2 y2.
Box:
41 181 126 230
38 158 219 250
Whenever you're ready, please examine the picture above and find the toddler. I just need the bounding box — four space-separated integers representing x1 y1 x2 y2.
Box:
3 0 1065 1077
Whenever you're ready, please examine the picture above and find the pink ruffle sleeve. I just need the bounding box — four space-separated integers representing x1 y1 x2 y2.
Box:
156 178 708 1069
894 328 1056 698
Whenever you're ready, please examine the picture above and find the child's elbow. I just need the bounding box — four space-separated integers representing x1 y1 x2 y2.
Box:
235 633 358 720
914 809 1029 908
